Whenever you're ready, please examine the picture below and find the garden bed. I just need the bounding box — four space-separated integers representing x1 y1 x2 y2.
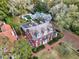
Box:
31 56 38 59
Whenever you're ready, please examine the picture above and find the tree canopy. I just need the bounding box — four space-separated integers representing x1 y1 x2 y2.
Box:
13 39 32 59
0 0 9 20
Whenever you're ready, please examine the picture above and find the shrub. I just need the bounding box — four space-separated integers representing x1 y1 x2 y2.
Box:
70 25 79 35
32 45 45 53
32 56 38 59
48 32 63 45
34 0 49 13
48 39 53 45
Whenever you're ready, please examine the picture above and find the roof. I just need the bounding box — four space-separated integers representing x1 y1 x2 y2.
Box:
21 12 52 23
1 24 12 32
21 22 53 40
0 23 17 43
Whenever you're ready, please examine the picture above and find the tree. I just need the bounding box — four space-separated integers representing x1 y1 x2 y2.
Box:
49 2 68 16
70 18 79 35
0 0 9 20
13 39 32 59
63 0 79 4
34 0 49 13
8 0 33 16
50 2 79 35
0 35 12 59
5 17 22 35
0 35 10 49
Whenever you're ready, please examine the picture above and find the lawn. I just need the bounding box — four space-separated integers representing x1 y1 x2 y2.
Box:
36 42 79 59
37 50 59 59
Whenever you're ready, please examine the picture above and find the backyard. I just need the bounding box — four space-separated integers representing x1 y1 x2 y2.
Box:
35 42 79 59
32 30 79 59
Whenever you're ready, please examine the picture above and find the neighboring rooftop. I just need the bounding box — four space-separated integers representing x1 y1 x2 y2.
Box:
0 21 17 43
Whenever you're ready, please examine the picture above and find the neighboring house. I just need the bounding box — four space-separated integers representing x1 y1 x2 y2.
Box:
0 22 17 43
21 22 57 47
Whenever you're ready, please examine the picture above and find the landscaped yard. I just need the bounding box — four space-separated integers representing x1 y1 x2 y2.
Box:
37 49 59 59
36 42 79 59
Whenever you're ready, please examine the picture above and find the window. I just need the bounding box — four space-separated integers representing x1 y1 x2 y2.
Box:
11 31 15 36
0 56 2 59
0 28 2 32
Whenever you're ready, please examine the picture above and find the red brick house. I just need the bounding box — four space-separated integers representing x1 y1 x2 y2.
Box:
0 22 17 43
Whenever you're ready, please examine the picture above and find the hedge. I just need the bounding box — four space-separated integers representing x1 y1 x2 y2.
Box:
32 56 38 59
48 32 63 45
32 45 45 53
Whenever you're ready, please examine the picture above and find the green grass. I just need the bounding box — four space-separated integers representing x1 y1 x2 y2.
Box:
55 42 79 59
36 42 79 59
